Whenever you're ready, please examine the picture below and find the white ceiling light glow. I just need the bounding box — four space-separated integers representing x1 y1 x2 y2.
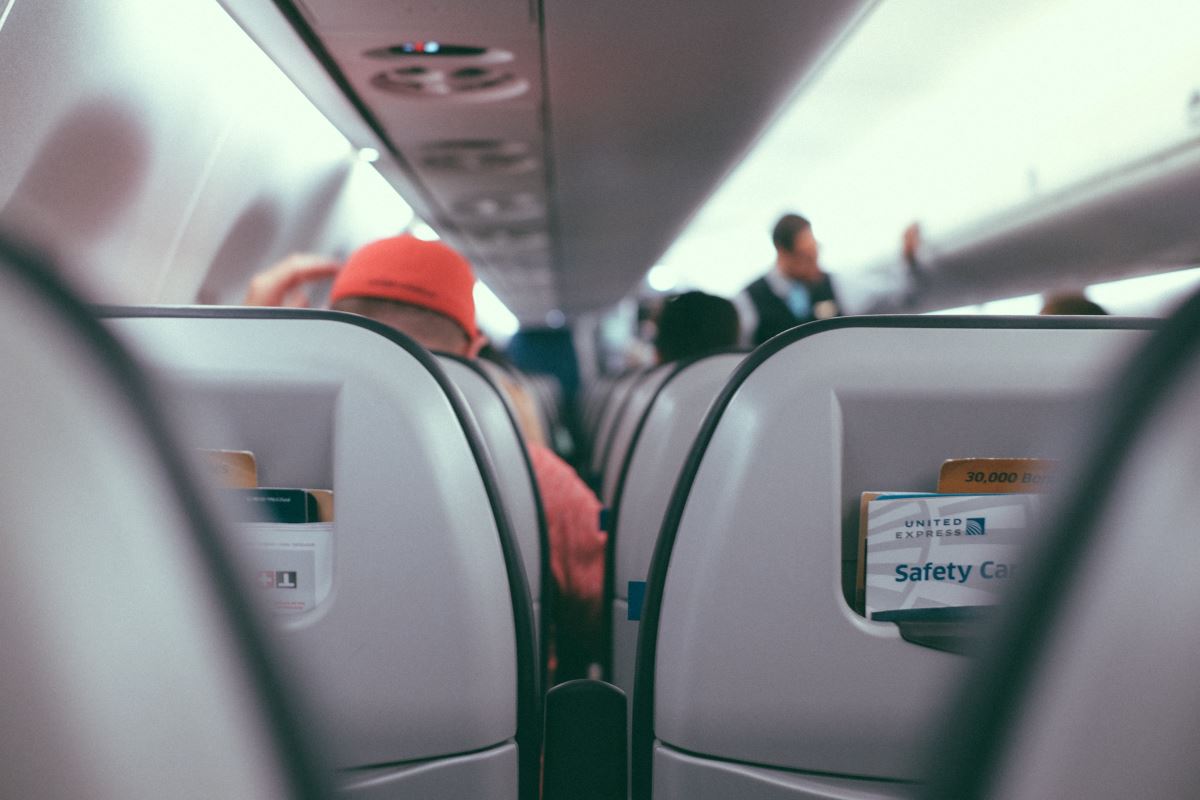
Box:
474 280 520 345
410 221 440 241
1086 266 1200 315
646 263 679 293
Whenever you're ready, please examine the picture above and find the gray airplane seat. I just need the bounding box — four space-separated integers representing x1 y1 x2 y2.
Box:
102 308 540 800
437 354 551 673
600 363 677 505
524 372 565 438
477 358 553 449
589 368 650 484
582 375 618 439
606 352 744 694
922 292 1200 799
630 316 1159 800
0 238 326 799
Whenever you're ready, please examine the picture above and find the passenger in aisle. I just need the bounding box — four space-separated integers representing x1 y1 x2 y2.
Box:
244 235 606 681
733 213 844 346
734 213 928 345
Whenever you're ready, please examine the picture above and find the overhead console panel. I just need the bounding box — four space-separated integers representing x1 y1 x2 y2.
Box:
288 0 551 321
239 0 872 322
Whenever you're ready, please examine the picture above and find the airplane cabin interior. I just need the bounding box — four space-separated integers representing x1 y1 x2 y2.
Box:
1 1 1199 798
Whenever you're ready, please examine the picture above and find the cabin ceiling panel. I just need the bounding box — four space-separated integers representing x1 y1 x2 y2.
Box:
541 0 873 316
476 263 555 297
370 105 547 247
311 17 549 309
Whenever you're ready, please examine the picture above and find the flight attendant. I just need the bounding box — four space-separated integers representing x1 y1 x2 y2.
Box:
733 213 842 347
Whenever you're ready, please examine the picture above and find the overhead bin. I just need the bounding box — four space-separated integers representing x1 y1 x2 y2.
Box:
632 316 1158 799
904 144 1200 312
101 307 539 800
0 237 326 799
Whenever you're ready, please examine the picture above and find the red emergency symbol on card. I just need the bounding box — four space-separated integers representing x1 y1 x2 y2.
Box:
257 571 276 589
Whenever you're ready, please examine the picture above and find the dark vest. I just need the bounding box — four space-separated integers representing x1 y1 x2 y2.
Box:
746 274 840 346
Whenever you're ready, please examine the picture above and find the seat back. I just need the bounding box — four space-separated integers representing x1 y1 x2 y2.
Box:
477 358 552 449
582 375 618 440
0 239 325 799
924 293 1200 799
600 363 676 504
438 354 550 662
525 372 566 441
607 353 743 694
103 308 539 800
589 369 648 481
632 316 1156 800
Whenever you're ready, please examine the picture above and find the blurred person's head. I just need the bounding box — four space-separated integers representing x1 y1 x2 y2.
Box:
330 234 484 356
654 290 740 363
772 213 821 283
1040 292 1107 316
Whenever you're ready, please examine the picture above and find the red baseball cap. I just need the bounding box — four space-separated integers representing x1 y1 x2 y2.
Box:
330 235 480 341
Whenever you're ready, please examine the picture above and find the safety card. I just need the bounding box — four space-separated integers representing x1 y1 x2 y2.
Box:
864 493 1040 616
241 522 333 615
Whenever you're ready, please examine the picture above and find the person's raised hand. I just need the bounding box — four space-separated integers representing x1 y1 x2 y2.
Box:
243 253 340 307
901 222 922 265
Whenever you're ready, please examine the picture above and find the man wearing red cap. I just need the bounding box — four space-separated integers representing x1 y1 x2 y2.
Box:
245 236 605 679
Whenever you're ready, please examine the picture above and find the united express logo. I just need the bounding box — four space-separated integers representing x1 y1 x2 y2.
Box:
966 517 986 536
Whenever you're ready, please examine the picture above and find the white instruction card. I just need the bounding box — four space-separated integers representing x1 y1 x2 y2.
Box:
865 493 1040 616
240 522 333 615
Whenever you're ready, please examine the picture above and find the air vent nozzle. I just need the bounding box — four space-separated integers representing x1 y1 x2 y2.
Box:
452 192 545 221
365 44 528 102
470 226 550 254
420 140 538 175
